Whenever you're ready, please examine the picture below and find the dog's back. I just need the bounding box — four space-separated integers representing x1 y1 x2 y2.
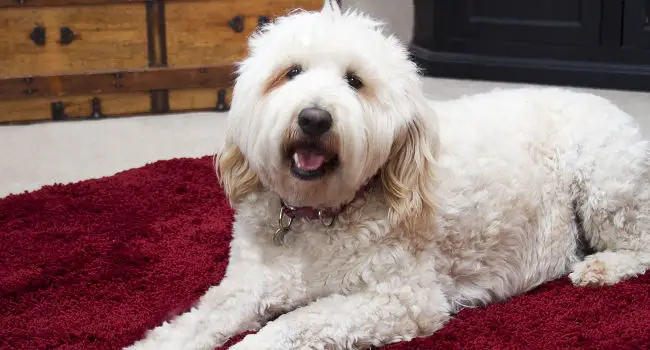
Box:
428 87 650 311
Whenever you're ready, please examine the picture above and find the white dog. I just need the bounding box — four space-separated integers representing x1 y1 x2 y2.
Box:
127 1 650 349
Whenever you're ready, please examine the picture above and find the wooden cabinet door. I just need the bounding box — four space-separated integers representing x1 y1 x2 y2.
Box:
0 4 149 78
434 0 602 49
165 0 322 67
623 0 650 50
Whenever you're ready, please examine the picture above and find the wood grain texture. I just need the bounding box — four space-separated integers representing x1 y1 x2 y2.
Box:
165 0 323 67
0 0 291 8
0 0 327 123
0 64 236 100
168 87 232 111
0 4 148 78
0 0 142 8
0 92 151 123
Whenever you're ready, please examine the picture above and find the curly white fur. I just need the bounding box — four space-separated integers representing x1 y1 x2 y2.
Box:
126 1 650 349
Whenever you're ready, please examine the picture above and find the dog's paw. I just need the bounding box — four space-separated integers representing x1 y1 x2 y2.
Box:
569 251 646 286
124 316 227 350
569 258 609 286
229 335 272 350
230 329 339 350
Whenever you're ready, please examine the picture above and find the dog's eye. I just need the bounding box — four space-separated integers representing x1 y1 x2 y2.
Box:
345 72 363 90
286 66 302 80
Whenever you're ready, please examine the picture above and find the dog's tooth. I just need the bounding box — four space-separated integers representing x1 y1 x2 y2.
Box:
293 153 301 167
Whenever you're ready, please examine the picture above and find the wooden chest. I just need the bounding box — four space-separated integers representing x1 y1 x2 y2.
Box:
0 0 324 124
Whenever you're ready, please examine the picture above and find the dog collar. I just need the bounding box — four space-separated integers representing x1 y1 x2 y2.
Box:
278 199 344 228
273 179 374 244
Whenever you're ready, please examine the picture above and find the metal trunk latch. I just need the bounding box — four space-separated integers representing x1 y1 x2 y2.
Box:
215 89 230 111
51 102 68 121
59 27 78 45
29 26 46 46
258 16 270 28
229 15 244 33
89 97 104 119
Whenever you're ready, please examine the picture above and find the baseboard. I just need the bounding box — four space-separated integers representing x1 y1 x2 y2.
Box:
409 45 650 92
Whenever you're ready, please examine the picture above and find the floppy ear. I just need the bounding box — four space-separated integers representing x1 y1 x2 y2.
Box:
322 0 342 14
380 102 439 233
215 139 261 205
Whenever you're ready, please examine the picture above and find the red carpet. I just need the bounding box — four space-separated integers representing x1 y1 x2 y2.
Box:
1 156 648 350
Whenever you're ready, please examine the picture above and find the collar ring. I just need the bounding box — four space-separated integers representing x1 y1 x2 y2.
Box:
278 203 294 231
317 209 336 227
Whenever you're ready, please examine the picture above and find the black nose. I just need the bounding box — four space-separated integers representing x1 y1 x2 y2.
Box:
297 107 332 136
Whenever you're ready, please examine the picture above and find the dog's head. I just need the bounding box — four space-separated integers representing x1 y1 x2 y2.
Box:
218 0 439 230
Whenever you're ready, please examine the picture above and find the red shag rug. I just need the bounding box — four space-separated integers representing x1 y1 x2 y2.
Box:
1 156 649 350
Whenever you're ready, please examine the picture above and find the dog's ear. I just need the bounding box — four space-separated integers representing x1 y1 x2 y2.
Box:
322 0 342 14
380 101 439 233
216 139 261 205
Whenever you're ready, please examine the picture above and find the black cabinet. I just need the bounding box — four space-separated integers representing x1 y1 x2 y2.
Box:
410 0 650 91
624 0 650 50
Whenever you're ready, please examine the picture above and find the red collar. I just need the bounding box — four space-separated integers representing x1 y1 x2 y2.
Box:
272 180 374 245
278 180 374 227
280 201 339 222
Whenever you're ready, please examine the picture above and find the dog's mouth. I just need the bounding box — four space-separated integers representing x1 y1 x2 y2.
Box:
288 144 339 181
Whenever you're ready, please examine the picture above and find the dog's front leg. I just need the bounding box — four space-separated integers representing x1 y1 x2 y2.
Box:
230 285 450 350
126 275 294 350
126 237 305 350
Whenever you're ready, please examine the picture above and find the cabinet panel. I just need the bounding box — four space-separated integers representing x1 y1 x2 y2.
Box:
623 0 650 50
435 0 602 48
0 4 149 78
165 0 322 67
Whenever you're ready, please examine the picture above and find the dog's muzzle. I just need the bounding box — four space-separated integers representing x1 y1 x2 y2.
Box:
287 107 339 181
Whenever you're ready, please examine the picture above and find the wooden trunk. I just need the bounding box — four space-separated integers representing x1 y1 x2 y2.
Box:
0 0 325 124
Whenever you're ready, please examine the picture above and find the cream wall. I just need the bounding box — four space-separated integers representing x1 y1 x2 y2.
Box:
342 0 414 44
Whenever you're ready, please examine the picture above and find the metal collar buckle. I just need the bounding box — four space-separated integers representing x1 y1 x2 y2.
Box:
273 200 339 245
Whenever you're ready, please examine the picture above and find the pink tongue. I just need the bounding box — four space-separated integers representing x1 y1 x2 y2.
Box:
295 150 326 171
